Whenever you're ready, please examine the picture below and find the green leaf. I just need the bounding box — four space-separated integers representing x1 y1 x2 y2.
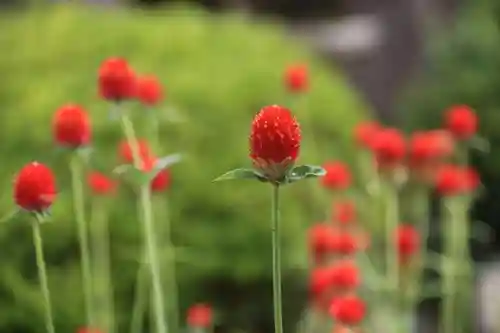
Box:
151 153 182 177
113 164 151 187
471 220 495 243
0 209 21 224
469 135 490 153
213 168 266 182
286 165 326 184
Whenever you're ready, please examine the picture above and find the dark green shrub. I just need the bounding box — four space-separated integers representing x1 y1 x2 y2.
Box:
0 4 369 332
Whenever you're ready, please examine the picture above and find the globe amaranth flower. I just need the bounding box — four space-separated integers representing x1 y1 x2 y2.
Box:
330 260 360 290
333 200 356 224
371 128 406 170
395 224 420 263
353 121 380 149
330 230 358 256
98 57 136 101
136 74 163 106
320 161 351 190
52 104 91 147
309 224 337 264
14 162 57 212
435 165 479 196
186 303 213 328
444 105 477 140
87 172 117 195
309 266 337 304
284 64 309 93
329 295 366 326
118 139 153 164
249 105 301 182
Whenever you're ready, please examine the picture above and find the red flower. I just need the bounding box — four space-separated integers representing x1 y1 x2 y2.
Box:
321 162 351 190
444 105 477 140
354 121 380 149
409 130 454 165
136 75 163 106
87 172 117 195
76 328 104 333
309 224 336 263
395 224 420 261
187 303 212 328
151 169 171 192
329 295 366 325
14 162 57 212
52 104 91 147
330 231 358 255
309 266 335 299
371 128 406 169
330 260 360 290
333 200 356 224
249 105 301 181
284 64 309 93
436 165 479 196
118 139 153 164
98 57 136 101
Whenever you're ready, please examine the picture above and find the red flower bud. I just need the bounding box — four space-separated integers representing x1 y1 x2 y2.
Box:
436 165 479 196
151 169 171 192
87 172 117 195
330 231 358 256
136 75 163 106
354 121 380 149
333 200 356 224
52 104 91 147
444 105 477 140
249 105 301 181
118 139 153 164
284 64 309 93
329 295 366 325
98 57 136 101
330 260 360 290
187 303 212 328
371 128 406 169
14 162 57 212
321 162 351 190
309 266 335 299
395 224 420 261
309 224 336 264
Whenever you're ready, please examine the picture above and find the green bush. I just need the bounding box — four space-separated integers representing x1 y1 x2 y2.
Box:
0 4 369 332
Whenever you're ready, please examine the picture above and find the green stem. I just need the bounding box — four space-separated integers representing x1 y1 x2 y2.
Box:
32 220 55 333
441 198 458 333
119 112 168 333
70 154 94 327
271 184 283 333
385 182 399 292
130 258 149 333
89 199 114 333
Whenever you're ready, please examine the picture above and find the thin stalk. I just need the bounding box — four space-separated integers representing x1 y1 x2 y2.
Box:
385 181 399 291
32 220 55 333
271 184 283 333
70 153 94 326
89 199 114 333
441 198 458 333
119 112 167 333
130 255 149 333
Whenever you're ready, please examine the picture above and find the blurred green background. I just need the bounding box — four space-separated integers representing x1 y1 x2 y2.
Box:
0 4 369 333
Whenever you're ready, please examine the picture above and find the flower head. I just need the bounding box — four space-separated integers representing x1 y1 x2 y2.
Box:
151 169 171 192
309 224 336 264
333 200 356 224
284 64 309 93
187 303 212 328
118 139 153 164
330 260 360 290
330 231 358 256
329 295 366 325
249 105 301 181
395 224 420 262
354 121 380 149
309 266 335 299
53 104 91 147
371 128 406 169
444 105 477 140
320 162 351 190
136 74 163 106
14 162 57 212
436 165 479 196
87 172 117 195
98 57 136 101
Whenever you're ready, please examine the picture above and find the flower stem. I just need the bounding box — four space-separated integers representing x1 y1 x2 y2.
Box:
385 181 399 292
32 220 55 333
89 199 114 333
130 255 149 333
119 112 168 333
441 198 458 333
70 153 94 327
271 184 283 333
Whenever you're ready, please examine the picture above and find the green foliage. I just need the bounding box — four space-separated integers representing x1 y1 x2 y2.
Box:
0 4 369 332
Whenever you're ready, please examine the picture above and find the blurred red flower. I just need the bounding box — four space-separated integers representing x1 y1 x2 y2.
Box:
309 266 335 299
249 105 301 181
444 105 477 140
14 162 57 212
53 104 91 147
320 162 351 190
151 169 171 192
87 172 117 195
329 295 366 325
330 260 360 290
436 165 479 196
333 200 356 224
98 57 136 101
354 121 380 149
395 224 420 262
187 303 212 328
330 231 358 256
284 64 309 93
309 224 336 264
118 139 153 164
136 74 163 106
371 128 406 169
